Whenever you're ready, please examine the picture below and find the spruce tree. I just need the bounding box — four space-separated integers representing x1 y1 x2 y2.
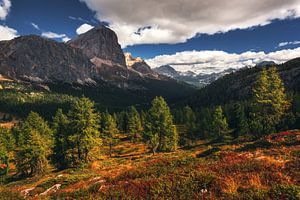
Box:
15 112 52 175
211 106 229 139
127 106 143 142
102 113 119 157
68 97 100 166
251 67 290 135
52 109 70 170
144 97 178 152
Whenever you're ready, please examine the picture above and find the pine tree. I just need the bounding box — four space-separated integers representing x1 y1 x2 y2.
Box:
144 97 178 152
211 106 230 139
127 106 143 142
52 109 70 170
15 112 52 175
67 97 100 166
102 113 119 157
251 67 290 135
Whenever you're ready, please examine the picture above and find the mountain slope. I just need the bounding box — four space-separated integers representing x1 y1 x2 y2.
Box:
0 35 94 84
185 57 300 108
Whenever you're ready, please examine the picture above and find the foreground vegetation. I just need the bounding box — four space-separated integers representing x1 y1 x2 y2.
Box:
0 66 299 199
0 130 299 199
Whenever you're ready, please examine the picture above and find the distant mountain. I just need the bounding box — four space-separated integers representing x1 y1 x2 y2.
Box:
256 60 276 67
184 57 300 108
154 65 236 87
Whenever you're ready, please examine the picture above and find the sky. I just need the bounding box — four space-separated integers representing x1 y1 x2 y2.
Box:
1 0 300 74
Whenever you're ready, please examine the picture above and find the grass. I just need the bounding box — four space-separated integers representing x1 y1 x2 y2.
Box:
0 131 299 199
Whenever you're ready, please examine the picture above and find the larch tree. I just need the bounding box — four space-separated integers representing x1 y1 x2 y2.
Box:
15 112 52 176
67 97 100 166
144 96 178 153
127 106 143 142
250 67 290 135
52 109 70 170
211 106 229 139
102 113 119 157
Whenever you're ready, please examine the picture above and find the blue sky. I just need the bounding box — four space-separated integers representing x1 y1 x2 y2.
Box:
1 0 300 73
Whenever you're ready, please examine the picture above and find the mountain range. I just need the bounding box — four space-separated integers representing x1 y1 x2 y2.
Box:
0 26 195 105
154 65 237 87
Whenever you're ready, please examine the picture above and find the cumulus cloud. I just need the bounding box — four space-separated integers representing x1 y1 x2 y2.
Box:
146 48 300 74
76 23 94 35
41 31 70 43
80 0 300 47
0 25 18 40
278 40 300 47
0 0 11 20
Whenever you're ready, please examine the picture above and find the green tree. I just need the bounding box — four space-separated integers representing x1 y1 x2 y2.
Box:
67 97 100 166
127 106 143 142
0 128 14 175
144 97 178 152
211 106 230 139
15 112 52 175
102 113 119 157
52 109 70 170
250 67 290 135
232 103 249 137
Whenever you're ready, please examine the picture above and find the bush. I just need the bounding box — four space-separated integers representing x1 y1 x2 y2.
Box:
0 189 23 200
269 184 300 200
197 147 221 158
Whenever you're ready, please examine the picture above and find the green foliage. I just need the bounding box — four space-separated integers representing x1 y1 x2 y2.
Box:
101 112 119 157
269 184 300 200
250 67 290 135
144 97 178 153
211 106 230 139
232 103 249 137
127 106 143 142
15 112 52 176
52 109 70 170
67 97 100 166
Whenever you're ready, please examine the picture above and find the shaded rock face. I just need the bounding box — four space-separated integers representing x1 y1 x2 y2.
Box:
154 65 179 77
68 26 126 66
0 36 93 84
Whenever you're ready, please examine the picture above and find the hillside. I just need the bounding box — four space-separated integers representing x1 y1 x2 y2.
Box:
0 131 299 199
185 58 300 108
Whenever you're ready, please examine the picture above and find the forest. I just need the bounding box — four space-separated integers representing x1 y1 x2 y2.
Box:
0 66 299 199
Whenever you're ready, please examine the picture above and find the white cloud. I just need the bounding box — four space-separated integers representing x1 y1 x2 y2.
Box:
31 22 40 30
41 31 70 43
42 31 67 39
0 0 11 20
0 25 18 40
278 40 300 47
62 36 71 42
146 48 300 74
76 23 94 35
80 0 300 47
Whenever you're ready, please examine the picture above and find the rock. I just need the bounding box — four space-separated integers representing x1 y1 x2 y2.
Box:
125 52 156 76
68 26 126 67
0 35 93 84
39 184 61 196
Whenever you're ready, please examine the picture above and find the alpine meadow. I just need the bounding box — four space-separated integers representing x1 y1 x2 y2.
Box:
0 0 300 199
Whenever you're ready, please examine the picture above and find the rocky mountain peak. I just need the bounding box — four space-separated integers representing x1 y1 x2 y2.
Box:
68 26 126 67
